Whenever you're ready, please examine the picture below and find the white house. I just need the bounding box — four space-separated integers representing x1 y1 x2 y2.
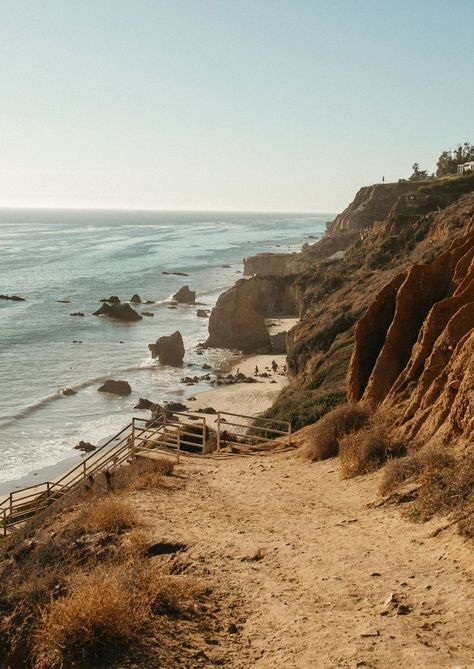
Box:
457 161 474 174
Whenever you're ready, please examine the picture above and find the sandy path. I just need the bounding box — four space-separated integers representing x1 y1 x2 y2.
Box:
135 453 474 668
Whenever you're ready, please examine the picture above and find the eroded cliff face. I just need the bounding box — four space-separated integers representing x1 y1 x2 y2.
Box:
348 228 474 446
265 177 474 433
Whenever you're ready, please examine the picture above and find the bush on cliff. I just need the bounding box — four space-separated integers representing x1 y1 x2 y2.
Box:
339 413 407 478
263 387 346 431
300 403 371 461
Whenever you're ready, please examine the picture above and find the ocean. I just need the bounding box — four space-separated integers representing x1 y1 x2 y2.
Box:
0 209 328 489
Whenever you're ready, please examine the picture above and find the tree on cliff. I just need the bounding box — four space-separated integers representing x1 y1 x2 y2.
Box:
409 163 429 181
436 142 474 176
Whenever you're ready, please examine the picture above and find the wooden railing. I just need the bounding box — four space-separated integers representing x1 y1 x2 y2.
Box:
0 408 289 535
215 411 291 452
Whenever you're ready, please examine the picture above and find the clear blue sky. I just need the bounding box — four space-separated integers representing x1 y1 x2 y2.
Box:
0 0 472 211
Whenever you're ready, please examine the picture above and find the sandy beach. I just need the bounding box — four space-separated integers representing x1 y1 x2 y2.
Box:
189 317 298 420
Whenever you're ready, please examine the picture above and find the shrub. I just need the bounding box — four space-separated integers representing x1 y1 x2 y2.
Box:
339 416 407 478
77 495 137 534
32 562 201 669
379 444 455 496
264 387 346 431
300 403 371 461
407 451 474 522
32 564 148 669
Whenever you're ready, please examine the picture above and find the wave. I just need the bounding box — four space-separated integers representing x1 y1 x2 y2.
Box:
0 364 156 428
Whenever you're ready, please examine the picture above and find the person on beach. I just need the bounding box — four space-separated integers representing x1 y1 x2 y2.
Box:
272 359 278 373
255 365 259 376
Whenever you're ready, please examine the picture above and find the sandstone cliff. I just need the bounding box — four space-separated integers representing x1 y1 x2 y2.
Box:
348 228 474 446
264 175 474 436
206 276 298 352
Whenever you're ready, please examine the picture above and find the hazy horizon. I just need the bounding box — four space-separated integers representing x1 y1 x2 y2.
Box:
1 0 473 211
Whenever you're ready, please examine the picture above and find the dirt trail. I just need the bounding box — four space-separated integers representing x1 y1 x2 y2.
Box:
135 452 474 669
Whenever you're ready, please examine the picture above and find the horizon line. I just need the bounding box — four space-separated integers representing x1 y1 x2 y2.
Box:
0 204 335 215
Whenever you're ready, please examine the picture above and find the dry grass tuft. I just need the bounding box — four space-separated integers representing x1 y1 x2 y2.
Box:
77 495 137 534
32 562 201 669
339 413 407 478
406 451 474 524
300 403 371 461
379 444 455 496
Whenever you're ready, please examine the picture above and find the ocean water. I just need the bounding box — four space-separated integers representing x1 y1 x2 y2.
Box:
0 209 328 486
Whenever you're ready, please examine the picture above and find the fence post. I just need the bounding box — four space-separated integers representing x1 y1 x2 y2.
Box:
83 461 87 480
131 418 136 459
216 412 221 452
176 429 181 465
3 509 7 536
288 422 292 448
202 418 207 453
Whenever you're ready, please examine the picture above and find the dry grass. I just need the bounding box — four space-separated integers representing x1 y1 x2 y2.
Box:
77 495 138 534
406 451 474 525
300 403 371 461
31 561 201 669
379 444 455 496
339 413 407 478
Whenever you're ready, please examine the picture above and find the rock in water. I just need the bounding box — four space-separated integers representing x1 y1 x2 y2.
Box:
148 331 185 366
0 294 25 301
134 397 155 410
173 285 196 304
74 440 96 452
61 388 77 396
100 296 121 304
93 303 142 321
98 380 132 395
141 311 154 317
130 294 141 304
196 309 209 318
70 312 85 317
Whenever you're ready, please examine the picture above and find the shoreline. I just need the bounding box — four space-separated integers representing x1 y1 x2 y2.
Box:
0 317 298 497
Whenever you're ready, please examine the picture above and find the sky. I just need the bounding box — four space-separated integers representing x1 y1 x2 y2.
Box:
0 0 473 212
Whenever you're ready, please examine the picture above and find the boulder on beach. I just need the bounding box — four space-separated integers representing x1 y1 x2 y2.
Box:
197 407 217 414
148 331 185 366
74 440 96 453
130 294 141 304
93 302 142 321
173 285 196 304
196 309 209 318
270 331 288 354
62 388 77 396
98 379 132 395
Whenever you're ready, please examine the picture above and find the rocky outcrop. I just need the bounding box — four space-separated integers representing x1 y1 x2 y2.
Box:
173 286 196 304
130 294 141 304
207 296 270 352
206 275 299 352
98 380 132 395
244 253 295 277
328 182 420 235
93 303 142 321
148 331 185 366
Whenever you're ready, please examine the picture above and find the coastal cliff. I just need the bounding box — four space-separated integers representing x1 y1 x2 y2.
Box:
208 174 474 443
